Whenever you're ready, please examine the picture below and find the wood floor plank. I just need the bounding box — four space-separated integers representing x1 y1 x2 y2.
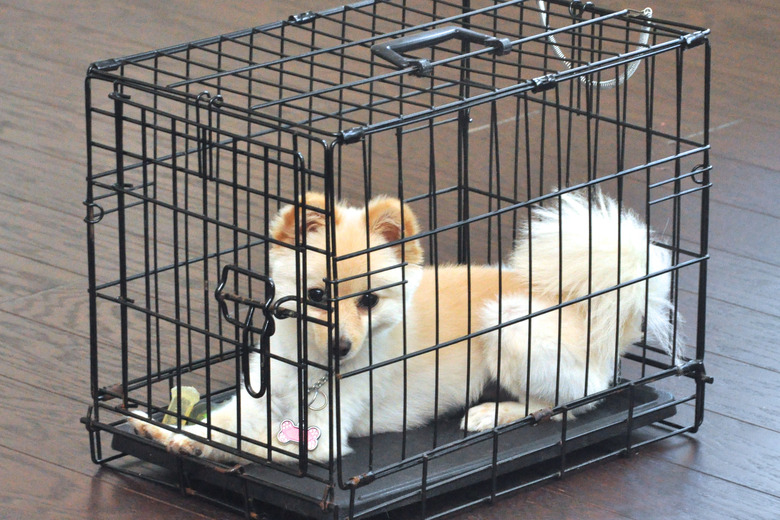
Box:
0 192 87 275
709 119 780 173
1 92 87 166
0 149 84 218
649 412 780 499
442 483 635 520
0 445 230 520
699 353 780 431
0 249 82 304
701 298 780 371
685 250 780 317
0 374 246 518
543 453 780 520
709 155 780 218
703 201 780 265
0 309 94 398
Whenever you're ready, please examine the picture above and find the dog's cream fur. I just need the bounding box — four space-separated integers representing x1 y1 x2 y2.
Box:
131 190 679 463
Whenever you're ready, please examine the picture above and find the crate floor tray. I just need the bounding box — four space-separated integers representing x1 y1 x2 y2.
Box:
111 384 676 519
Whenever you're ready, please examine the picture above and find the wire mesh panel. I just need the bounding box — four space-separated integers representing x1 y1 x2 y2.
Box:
83 1 711 518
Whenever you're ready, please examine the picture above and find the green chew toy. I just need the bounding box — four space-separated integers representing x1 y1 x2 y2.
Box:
162 386 200 425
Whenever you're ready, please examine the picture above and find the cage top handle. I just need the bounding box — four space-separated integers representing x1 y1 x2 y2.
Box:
538 0 653 90
371 26 512 77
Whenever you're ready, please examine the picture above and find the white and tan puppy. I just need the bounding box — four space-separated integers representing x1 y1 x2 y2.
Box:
131 190 679 463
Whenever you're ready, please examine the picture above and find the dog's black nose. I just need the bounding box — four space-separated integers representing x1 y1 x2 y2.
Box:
337 338 352 358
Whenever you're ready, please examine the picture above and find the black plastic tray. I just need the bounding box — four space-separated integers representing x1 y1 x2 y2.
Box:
112 384 676 519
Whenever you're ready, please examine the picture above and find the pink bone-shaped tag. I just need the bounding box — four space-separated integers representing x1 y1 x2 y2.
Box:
277 419 321 451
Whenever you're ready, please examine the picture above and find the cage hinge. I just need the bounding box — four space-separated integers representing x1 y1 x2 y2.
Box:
97 383 126 402
212 463 246 476
83 201 104 224
89 58 122 73
339 126 366 144
688 362 714 385
531 74 558 93
80 406 97 432
108 91 131 101
318 484 335 512
348 471 376 488
289 11 317 25
568 0 595 19
682 31 708 49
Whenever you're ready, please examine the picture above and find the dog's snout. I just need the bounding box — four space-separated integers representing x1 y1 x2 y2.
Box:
337 337 352 358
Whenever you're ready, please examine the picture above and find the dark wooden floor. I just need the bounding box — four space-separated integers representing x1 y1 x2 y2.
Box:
1 0 778 518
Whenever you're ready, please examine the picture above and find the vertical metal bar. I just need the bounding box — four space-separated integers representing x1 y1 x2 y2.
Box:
559 406 569 478
693 41 712 432
84 77 105 462
397 127 412 456
146 56 164 381
395 127 409 457
613 52 627 388
297 147 310 476
457 0 472 264
141 109 153 417
201 108 214 438
490 430 499 504
624 383 636 454
591 22 604 179
487 102 495 264
421 455 430 519
348 486 357 520
84 77 100 404
171 118 183 427
642 39 657 378
230 139 241 449
336 11 347 198
428 118 442 445
696 41 712 363
511 95 521 240
325 141 340 487
670 47 685 366
613 176 624 388
553 86 563 190
491 101 503 427
263 146 273 460
584 184 594 396
111 90 130 411
554 189 563 406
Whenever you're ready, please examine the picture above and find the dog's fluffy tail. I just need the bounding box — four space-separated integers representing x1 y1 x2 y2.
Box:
510 189 682 362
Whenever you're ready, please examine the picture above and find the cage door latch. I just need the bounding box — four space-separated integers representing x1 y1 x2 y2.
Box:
215 265 276 398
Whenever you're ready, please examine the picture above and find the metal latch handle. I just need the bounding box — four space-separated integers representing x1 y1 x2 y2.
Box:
371 26 512 77
215 265 275 399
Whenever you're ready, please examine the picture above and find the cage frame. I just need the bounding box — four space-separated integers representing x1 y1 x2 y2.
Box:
82 0 713 518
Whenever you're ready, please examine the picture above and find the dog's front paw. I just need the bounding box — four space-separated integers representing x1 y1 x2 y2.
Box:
167 433 206 457
128 411 173 444
127 410 149 434
461 402 529 431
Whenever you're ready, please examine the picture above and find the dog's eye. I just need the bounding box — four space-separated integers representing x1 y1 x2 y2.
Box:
357 293 379 309
307 288 326 303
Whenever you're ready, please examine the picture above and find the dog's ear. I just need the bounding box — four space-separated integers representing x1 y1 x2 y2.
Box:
367 196 424 265
271 192 330 245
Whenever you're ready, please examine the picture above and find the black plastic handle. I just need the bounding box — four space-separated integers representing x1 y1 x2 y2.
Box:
371 26 512 77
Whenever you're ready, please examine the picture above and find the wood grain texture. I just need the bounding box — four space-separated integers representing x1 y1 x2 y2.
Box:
0 0 778 518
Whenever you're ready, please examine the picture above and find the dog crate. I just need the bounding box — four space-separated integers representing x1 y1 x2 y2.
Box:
83 0 712 518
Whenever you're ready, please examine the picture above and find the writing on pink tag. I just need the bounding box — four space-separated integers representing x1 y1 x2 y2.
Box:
277 419 321 451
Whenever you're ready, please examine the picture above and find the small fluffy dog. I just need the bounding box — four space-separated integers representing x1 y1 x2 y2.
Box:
131 190 679 463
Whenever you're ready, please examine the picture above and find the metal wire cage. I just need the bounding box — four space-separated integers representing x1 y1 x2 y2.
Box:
83 0 712 518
